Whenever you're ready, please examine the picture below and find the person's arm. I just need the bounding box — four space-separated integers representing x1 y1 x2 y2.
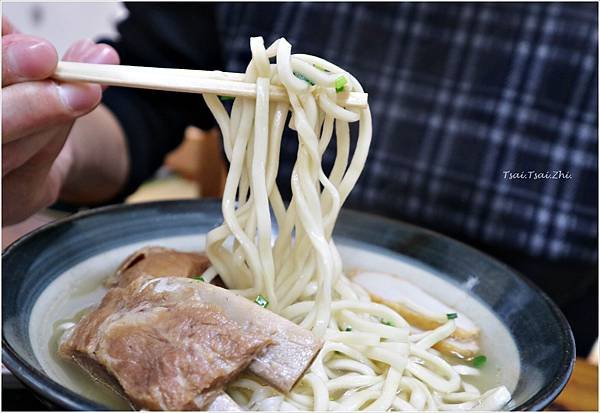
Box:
66 3 224 203
57 104 128 204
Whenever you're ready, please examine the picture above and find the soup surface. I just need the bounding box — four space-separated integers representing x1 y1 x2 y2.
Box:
29 234 520 409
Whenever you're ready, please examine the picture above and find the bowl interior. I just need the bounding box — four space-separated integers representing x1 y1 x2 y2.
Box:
2 200 574 411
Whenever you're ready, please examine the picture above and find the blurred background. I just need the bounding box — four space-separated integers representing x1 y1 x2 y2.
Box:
3 2 125 55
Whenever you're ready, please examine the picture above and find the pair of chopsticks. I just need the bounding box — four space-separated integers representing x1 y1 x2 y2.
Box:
53 62 368 108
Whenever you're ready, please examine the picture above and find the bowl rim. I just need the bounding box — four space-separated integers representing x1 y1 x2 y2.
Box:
2 199 575 411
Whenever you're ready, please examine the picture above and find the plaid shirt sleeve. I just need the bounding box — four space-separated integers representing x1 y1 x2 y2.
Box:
216 2 597 265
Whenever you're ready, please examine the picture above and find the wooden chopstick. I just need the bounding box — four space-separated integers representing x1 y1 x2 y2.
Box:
53 62 368 108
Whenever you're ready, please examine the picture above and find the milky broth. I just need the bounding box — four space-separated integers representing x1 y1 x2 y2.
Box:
29 234 520 409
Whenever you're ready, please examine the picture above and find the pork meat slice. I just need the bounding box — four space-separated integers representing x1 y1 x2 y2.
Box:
105 247 211 288
110 247 324 392
59 275 270 410
134 277 323 393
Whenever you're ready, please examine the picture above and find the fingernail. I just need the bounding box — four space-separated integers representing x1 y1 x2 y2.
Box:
71 38 94 55
62 38 94 62
81 44 115 64
8 38 56 77
57 83 98 112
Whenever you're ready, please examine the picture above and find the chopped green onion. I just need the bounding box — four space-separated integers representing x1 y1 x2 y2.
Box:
294 72 315 86
192 276 205 282
446 313 458 320
219 95 235 101
472 355 487 368
345 326 353 332
255 294 269 308
313 63 329 72
334 76 347 93
382 320 395 327
334 350 341 355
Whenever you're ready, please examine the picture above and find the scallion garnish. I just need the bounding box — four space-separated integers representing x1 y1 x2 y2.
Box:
313 63 329 72
219 95 235 101
345 326 353 332
192 276 205 282
334 76 347 93
255 294 269 308
294 72 315 86
382 320 395 327
446 313 458 320
472 355 487 368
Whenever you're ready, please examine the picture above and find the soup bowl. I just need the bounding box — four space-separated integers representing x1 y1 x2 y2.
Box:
2 200 574 410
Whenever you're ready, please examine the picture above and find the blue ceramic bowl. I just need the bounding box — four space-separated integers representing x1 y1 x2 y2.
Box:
3 200 574 410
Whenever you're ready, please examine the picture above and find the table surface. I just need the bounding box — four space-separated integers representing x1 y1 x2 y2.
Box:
547 357 598 411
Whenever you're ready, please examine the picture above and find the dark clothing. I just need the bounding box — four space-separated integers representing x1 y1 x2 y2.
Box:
101 3 598 353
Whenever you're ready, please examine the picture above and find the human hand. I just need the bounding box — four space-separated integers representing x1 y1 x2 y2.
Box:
2 17 119 225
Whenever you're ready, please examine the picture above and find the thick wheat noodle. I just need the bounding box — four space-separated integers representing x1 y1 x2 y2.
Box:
201 36 511 411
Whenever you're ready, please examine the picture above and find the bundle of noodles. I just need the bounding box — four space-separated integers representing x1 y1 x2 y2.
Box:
199 37 511 411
